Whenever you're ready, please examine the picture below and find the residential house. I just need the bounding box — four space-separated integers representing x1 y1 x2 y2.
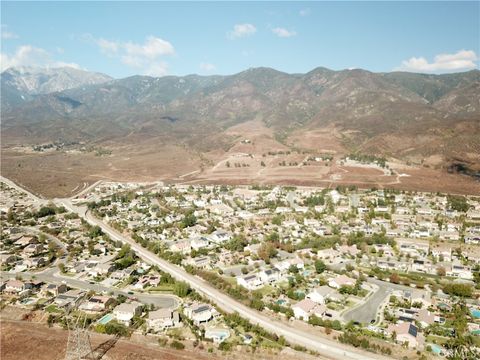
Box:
328 275 356 289
169 240 192 254
23 243 44 257
386 323 424 349
416 309 435 328
184 303 216 326
41 283 67 297
80 296 115 312
113 301 143 325
306 286 336 304
54 290 85 309
209 230 232 244
3 279 25 294
237 274 263 290
147 308 180 331
292 299 326 321
258 268 281 284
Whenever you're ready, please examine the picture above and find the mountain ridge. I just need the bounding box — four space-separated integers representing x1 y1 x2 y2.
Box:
1 66 479 171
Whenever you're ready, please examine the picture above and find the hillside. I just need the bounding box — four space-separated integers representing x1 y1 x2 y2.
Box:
1 66 479 196
1 66 112 111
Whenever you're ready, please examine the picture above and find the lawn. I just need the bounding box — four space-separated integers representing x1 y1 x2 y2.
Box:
149 284 175 293
254 285 277 297
260 338 283 349
426 335 449 345
45 304 62 313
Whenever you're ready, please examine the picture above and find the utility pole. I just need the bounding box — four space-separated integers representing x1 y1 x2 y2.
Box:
64 314 93 360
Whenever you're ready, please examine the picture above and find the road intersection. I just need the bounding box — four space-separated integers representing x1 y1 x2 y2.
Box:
2 176 389 360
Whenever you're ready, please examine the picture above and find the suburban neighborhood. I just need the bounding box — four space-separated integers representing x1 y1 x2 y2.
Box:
1 179 479 359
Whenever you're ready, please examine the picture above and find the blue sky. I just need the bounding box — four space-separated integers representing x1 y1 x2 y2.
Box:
1 1 479 78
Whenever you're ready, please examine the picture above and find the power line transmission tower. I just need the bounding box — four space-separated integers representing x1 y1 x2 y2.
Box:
64 314 94 360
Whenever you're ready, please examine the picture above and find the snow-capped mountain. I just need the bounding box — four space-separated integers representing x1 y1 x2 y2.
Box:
1 66 112 95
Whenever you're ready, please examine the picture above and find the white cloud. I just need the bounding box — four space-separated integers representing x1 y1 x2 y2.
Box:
228 23 257 39
144 62 169 77
272 27 297 38
1 25 19 39
299 8 311 17
199 62 216 72
124 36 174 58
396 50 478 73
96 38 120 55
0 45 81 71
86 34 175 76
1 31 18 40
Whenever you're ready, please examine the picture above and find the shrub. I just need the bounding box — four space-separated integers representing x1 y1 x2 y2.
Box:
170 340 185 350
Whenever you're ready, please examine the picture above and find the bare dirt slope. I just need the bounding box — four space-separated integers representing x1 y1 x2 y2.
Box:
1 320 320 360
2 120 479 197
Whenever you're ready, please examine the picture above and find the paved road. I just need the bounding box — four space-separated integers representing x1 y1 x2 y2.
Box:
343 282 391 325
343 277 428 325
55 197 389 360
0 175 47 203
2 270 178 309
19 226 67 252
2 175 390 359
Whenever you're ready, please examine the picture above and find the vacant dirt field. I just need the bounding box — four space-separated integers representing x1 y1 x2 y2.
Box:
2 119 479 197
1 320 321 360
1 142 203 198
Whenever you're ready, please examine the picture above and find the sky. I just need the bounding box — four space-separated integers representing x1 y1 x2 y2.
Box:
1 1 479 78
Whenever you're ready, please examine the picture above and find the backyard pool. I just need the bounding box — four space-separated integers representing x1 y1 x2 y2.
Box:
429 344 442 355
98 313 114 325
471 309 480 319
20 298 36 305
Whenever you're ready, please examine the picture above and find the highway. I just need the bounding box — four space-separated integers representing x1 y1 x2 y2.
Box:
1 176 389 359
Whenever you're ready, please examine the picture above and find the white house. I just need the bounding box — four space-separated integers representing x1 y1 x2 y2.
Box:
147 308 179 332
184 303 216 326
236 274 263 290
113 301 143 325
292 299 326 321
258 269 281 284
306 286 335 304
328 275 356 289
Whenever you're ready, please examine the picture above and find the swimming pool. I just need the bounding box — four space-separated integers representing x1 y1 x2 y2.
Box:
471 309 480 319
98 313 114 325
430 344 442 355
20 298 35 305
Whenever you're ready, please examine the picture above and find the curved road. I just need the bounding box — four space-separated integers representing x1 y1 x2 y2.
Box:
1 269 178 309
55 197 389 360
1 176 389 359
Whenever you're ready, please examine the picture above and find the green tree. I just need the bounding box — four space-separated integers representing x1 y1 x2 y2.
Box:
173 281 191 298
314 259 326 274
446 302 480 359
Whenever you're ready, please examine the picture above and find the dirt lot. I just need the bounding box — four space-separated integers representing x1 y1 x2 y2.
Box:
1 320 321 360
2 119 479 197
1 142 203 198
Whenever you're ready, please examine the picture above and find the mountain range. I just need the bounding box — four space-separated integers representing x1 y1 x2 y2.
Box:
1 66 479 171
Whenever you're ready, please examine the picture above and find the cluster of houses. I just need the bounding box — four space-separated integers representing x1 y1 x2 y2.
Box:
2 179 480 354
